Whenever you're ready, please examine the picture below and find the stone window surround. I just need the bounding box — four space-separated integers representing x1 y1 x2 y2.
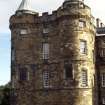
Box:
42 28 49 34
64 60 73 79
79 20 86 28
80 39 87 54
42 42 49 60
102 97 105 104
81 69 88 87
101 72 105 87
18 67 29 81
43 70 49 88
100 48 105 57
20 29 28 35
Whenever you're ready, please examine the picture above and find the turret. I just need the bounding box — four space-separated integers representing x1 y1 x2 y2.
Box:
16 0 37 14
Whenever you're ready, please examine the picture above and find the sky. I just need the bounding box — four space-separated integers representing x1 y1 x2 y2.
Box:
0 0 105 85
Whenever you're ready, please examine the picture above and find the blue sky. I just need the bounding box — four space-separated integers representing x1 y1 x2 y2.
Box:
0 33 10 85
0 0 105 85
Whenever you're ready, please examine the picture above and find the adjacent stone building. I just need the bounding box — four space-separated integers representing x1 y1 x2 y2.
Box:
96 19 105 105
9 0 97 105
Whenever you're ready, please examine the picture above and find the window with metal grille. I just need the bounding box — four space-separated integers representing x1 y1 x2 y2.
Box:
80 40 87 54
102 73 105 87
64 60 73 79
19 67 28 81
81 70 88 87
43 71 49 88
42 43 49 60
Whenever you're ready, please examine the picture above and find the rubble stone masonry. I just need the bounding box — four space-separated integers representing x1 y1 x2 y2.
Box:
10 0 96 105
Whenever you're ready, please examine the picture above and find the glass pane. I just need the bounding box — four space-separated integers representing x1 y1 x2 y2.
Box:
42 43 49 59
20 29 27 34
80 40 87 54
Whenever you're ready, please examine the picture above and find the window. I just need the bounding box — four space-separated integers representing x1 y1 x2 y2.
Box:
43 71 49 88
81 70 88 87
79 20 86 28
19 67 28 81
93 50 95 63
42 43 49 60
43 28 49 34
79 3 84 8
80 40 87 54
100 49 105 57
64 60 73 79
11 49 15 61
20 29 28 35
12 76 15 88
101 73 105 87
102 97 105 104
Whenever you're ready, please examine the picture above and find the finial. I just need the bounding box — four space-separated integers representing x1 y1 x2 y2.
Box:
16 0 37 14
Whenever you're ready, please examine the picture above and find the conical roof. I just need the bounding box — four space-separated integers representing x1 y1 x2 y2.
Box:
65 0 84 2
16 0 37 14
18 0 32 11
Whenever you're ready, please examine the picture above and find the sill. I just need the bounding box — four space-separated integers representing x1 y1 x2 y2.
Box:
81 85 88 88
80 53 87 56
101 86 105 88
65 78 74 81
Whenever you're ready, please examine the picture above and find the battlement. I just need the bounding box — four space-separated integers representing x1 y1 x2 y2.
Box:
10 2 93 28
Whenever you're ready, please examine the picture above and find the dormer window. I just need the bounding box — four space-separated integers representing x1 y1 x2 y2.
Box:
20 29 28 35
101 73 105 87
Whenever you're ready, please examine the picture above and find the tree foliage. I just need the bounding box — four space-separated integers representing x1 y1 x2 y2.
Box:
0 83 10 105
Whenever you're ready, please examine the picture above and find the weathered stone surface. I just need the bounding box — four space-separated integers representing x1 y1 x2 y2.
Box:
10 0 96 105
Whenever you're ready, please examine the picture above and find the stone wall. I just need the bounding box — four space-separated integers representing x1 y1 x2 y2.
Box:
10 0 96 105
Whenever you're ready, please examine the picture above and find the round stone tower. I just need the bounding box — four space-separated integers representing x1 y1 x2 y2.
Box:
58 0 96 105
9 0 96 105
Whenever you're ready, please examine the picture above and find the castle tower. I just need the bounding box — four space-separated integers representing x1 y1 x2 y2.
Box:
10 0 96 105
